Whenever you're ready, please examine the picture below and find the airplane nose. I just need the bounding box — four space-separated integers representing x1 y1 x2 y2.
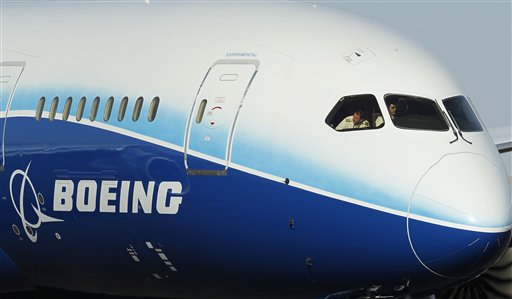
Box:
407 153 512 278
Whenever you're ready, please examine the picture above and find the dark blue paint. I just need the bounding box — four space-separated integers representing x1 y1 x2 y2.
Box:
0 248 36 293
0 117 509 299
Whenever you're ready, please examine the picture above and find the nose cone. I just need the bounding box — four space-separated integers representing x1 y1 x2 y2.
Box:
407 153 512 278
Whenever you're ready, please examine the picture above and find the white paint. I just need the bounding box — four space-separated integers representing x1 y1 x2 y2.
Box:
119 181 130 213
54 180 74 212
52 178 184 215
99 181 118 213
132 181 154 214
1 3 511 298
156 182 182 215
410 153 512 228
76 180 97 212
158 253 168 261
2 110 498 233
152 273 161 279
1 2 510 233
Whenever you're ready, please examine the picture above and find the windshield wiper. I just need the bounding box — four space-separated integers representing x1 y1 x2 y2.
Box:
447 110 472 145
442 111 459 144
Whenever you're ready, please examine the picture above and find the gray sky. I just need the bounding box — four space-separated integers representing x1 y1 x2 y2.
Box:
313 0 511 174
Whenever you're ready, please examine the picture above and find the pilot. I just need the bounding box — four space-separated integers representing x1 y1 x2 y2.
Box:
375 103 398 127
336 110 369 130
388 103 397 119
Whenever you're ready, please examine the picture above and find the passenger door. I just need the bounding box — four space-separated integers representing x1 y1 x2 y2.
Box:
0 62 25 171
184 59 259 175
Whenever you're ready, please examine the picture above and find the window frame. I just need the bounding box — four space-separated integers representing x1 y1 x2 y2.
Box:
35 97 45 121
103 96 114 122
442 95 483 132
118 97 128 121
49 96 59 121
132 97 144 122
90 96 100 122
384 93 449 132
62 97 73 121
325 94 385 132
148 96 160 122
76 97 86 122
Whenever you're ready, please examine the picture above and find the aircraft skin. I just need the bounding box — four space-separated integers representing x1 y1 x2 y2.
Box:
0 2 511 299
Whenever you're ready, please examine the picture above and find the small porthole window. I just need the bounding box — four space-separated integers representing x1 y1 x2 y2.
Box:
104 97 114 121
132 97 143 122
62 97 72 121
90 96 100 122
49 97 59 121
196 99 208 124
35 97 45 121
76 97 86 121
325 94 383 131
118 97 128 121
148 96 160 122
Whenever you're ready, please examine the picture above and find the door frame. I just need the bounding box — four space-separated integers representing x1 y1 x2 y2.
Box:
184 59 260 176
0 61 26 171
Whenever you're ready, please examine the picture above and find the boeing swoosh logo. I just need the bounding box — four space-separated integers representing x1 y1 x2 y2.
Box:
10 162 63 242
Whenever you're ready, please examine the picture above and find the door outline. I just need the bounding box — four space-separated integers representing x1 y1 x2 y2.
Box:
0 61 26 171
184 59 259 176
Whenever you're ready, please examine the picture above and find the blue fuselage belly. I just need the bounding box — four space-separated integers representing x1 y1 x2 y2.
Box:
0 117 508 298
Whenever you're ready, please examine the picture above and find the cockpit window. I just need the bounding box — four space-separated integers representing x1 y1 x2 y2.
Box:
384 94 448 131
442 96 483 132
325 94 384 131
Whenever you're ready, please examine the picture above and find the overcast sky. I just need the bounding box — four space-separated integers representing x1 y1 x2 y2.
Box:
312 0 511 174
